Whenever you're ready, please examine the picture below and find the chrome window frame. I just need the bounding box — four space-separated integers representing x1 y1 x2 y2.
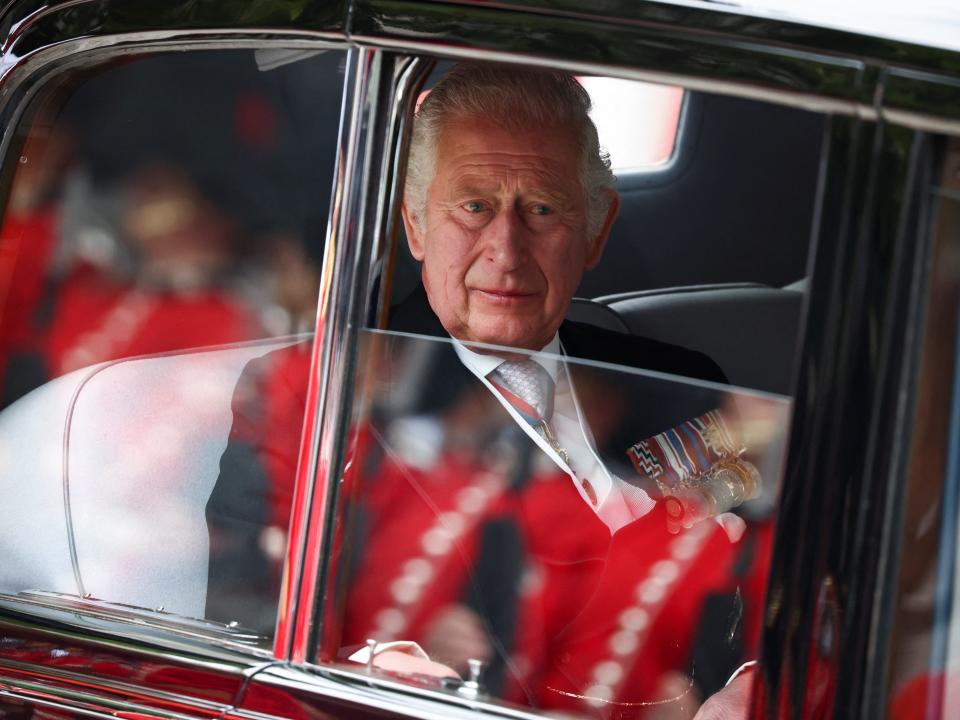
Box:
285 48 433 665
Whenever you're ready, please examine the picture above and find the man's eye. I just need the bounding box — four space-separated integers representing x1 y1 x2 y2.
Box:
531 204 552 216
463 201 486 213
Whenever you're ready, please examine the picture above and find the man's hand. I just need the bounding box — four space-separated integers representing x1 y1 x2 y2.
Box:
645 672 701 720
422 603 493 676
348 641 460 679
715 512 746 543
693 669 753 720
372 650 460 679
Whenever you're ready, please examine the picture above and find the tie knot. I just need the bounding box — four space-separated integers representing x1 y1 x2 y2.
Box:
490 359 554 422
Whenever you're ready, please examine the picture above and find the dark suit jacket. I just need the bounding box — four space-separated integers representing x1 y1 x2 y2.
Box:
387 284 727 457
391 284 725 382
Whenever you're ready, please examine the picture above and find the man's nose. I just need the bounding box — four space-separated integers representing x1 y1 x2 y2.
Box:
483 208 527 271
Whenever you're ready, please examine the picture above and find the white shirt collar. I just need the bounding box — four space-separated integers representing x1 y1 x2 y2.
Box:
452 334 561 381
449 331 655 528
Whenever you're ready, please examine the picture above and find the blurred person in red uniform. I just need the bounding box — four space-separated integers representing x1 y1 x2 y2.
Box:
0 117 77 406
205 222 326 633
41 161 261 377
336 344 774 717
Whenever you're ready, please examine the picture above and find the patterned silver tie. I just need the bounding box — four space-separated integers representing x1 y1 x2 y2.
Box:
489 359 555 423
490 358 570 466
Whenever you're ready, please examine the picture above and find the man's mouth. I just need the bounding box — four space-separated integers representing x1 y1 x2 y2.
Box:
473 288 538 302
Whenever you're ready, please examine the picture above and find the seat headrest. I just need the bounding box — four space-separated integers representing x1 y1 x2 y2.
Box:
604 284 804 395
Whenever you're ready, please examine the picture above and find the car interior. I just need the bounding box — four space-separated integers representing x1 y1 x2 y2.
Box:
570 87 822 396
387 70 824 396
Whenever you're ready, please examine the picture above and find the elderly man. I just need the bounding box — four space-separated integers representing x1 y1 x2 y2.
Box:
385 64 730 521
401 64 620 353
346 63 763 716
209 62 763 719
399 64 721 364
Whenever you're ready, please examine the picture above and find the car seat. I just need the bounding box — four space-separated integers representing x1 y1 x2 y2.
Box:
0 336 303 619
566 281 806 395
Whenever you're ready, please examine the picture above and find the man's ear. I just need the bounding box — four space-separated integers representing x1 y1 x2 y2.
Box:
585 190 620 270
401 202 425 261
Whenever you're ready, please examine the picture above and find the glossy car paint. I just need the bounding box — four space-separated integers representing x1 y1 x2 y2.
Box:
0 598 270 719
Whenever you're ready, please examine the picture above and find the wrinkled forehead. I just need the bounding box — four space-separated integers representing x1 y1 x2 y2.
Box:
434 112 583 170
440 108 583 146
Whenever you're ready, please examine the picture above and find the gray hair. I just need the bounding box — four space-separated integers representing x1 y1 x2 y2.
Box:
405 63 616 237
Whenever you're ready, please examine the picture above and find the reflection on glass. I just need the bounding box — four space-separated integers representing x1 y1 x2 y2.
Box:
887 138 960 718
0 47 344 646
324 330 791 717
0 49 341 409
0 334 307 634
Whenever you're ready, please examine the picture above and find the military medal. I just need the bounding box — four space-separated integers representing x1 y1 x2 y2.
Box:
537 419 570 465
626 409 761 532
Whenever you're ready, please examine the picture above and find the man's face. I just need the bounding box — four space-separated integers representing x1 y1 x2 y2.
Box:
403 115 618 351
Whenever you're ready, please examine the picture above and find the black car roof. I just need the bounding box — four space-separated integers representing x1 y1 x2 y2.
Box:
0 0 957 131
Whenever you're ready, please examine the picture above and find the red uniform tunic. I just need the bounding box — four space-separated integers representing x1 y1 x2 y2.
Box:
501 468 772 717
43 262 260 377
0 206 58 393
341 450 511 647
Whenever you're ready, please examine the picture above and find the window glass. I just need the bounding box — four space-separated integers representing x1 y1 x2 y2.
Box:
577 77 683 172
307 61 826 716
0 48 346 647
323 331 789 714
887 136 960 716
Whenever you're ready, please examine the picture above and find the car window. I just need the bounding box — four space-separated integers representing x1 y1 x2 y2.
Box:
298 60 826 716
578 77 684 173
886 135 960 716
0 47 346 647
582 90 823 298
315 331 789 713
